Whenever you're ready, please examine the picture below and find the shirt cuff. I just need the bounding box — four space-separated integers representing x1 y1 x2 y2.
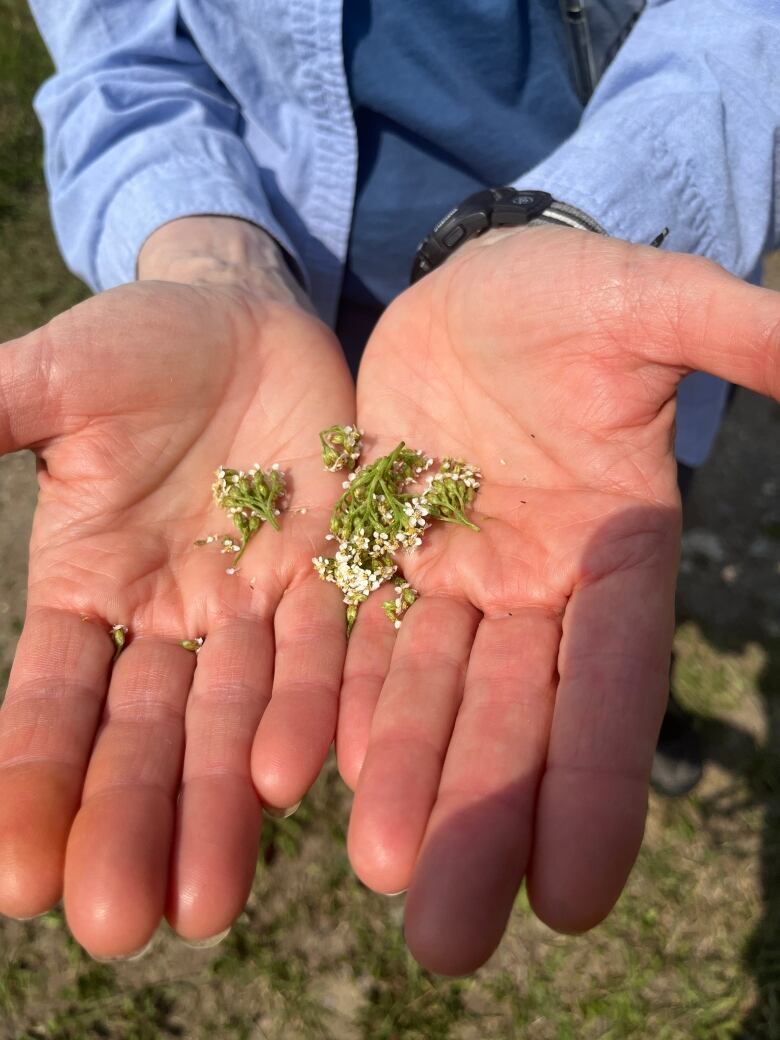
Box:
94 158 307 293
513 108 719 267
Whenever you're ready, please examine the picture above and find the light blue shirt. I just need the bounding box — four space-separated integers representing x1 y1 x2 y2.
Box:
29 0 780 465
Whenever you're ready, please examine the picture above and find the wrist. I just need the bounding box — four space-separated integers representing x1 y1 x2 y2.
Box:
411 188 608 283
137 216 313 312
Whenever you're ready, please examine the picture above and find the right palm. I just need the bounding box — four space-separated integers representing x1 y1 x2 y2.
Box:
0 281 354 957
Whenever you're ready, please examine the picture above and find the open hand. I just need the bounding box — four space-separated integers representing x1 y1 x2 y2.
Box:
340 226 780 973
0 279 352 957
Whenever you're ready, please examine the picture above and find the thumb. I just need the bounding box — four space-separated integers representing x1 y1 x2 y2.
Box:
635 249 780 401
0 284 179 456
0 321 65 454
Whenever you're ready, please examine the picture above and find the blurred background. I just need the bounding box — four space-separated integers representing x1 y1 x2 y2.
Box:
1 1 779 1036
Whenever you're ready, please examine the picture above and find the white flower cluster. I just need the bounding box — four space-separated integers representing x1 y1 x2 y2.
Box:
383 579 418 629
198 533 242 555
397 496 430 550
425 457 481 491
199 462 286 573
422 458 482 529
313 539 397 609
320 425 363 472
313 438 481 635
212 465 284 522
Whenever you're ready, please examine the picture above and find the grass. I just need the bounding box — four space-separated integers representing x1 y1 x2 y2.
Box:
0 1 779 1037
0 0 87 340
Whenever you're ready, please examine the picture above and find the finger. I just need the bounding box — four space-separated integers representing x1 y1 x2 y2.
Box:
64 639 194 959
403 609 560 976
337 590 398 790
0 609 112 918
167 617 273 942
637 249 780 400
527 523 678 934
347 596 478 895
251 577 346 812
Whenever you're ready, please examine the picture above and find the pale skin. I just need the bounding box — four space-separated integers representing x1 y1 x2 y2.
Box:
0 217 355 957
0 216 778 970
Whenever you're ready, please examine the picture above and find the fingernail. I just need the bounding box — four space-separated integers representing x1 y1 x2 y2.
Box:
180 926 231 949
91 934 156 964
383 889 407 898
13 910 50 921
264 800 301 819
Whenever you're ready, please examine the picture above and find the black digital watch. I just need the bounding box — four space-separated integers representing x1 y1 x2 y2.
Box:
410 187 610 284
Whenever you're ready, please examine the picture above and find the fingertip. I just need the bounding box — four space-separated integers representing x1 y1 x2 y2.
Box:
65 896 161 963
0 770 74 920
525 856 623 934
524 889 608 936
0 858 62 922
263 800 301 820
90 930 160 963
179 926 231 950
335 735 363 792
250 732 302 812
403 913 493 977
526 773 648 936
167 777 261 942
401 799 525 978
346 808 415 896
63 798 170 961
250 705 333 811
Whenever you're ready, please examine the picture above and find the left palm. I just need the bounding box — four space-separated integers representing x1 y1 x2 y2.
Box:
0 282 353 957
339 226 780 974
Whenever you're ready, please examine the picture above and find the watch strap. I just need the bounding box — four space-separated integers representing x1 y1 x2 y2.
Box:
528 198 607 235
411 187 604 283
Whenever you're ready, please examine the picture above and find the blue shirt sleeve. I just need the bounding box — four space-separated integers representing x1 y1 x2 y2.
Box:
516 0 780 279
29 0 303 292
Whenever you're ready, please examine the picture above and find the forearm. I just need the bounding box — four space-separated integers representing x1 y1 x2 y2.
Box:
30 0 305 294
137 216 313 311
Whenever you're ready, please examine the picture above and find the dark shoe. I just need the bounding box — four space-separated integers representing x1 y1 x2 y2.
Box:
651 694 703 797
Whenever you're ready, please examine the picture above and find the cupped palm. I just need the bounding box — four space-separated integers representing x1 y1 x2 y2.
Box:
0 281 353 956
341 226 779 974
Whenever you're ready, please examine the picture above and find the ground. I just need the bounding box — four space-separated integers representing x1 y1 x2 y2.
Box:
1 3 780 1037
